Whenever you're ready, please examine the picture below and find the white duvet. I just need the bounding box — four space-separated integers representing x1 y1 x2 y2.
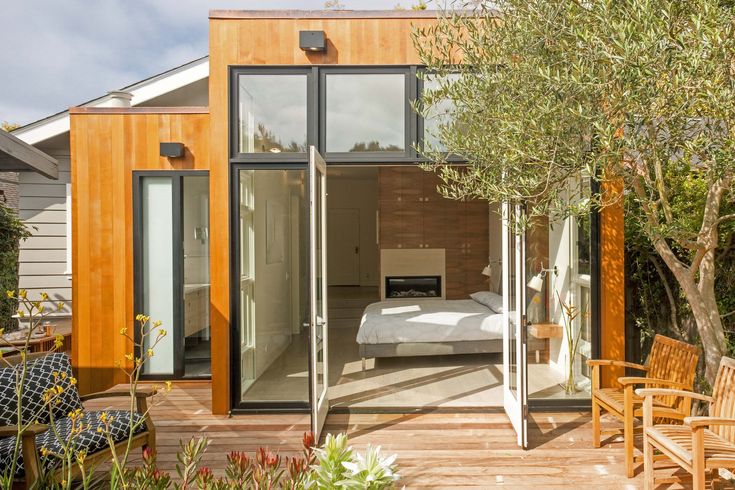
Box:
356 299 504 345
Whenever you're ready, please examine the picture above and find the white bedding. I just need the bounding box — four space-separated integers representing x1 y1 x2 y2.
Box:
356 299 504 345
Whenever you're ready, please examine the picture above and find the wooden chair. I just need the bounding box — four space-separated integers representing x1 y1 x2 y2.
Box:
587 334 701 477
638 356 735 490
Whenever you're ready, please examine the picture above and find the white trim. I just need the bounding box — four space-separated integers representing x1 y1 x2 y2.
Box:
14 57 209 146
64 183 72 275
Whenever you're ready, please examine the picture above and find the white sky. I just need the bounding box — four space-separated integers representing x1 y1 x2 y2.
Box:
0 0 421 125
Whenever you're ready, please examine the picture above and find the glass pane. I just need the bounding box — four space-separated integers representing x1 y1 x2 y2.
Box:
238 74 308 154
326 74 405 152
182 176 211 377
315 171 326 400
141 177 174 375
238 168 310 403
422 73 460 151
507 206 518 397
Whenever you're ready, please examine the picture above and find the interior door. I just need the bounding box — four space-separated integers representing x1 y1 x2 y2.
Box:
502 202 529 448
328 208 360 285
309 146 329 439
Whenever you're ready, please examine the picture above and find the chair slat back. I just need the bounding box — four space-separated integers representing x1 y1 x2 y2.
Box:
646 334 700 409
709 357 735 443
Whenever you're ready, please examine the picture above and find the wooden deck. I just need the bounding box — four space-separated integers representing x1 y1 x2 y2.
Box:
83 382 698 489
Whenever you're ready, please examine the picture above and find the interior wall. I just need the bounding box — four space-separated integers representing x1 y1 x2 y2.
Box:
378 166 489 299
253 170 296 378
327 168 379 287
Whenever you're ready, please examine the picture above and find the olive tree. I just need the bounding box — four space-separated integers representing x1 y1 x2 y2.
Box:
414 0 735 383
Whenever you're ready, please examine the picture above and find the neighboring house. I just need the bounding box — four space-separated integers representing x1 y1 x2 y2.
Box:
16 10 625 446
12 56 209 319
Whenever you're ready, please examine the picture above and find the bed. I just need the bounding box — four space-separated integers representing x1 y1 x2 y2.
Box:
356 296 505 370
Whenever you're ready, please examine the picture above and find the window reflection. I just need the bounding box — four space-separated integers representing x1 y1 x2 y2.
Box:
422 73 460 151
326 74 405 153
238 75 308 154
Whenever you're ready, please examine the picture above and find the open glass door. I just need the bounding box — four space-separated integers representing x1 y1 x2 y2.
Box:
502 202 529 448
309 146 329 439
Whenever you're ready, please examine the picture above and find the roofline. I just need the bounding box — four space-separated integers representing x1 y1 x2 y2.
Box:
0 130 58 179
13 55 209 145
209 9 462 19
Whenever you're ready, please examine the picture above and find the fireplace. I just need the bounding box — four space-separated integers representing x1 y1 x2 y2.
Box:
385 276 442 299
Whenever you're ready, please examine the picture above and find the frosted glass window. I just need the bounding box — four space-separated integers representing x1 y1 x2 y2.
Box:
141 177 174 375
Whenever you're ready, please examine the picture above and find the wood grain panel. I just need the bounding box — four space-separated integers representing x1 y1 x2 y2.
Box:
378 167 488 300
70 112 210 395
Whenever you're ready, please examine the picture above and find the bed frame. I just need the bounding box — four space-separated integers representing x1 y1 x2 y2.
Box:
359 339 504 371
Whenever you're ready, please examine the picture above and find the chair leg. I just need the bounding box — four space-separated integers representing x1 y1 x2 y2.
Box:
591 397 601 448
643 430 654 490
624 386 635 478
692 428 706 490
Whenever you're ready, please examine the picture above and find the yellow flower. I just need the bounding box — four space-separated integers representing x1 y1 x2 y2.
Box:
158 329 167 338
69 377 77 386
5 291 14 299
124 353 134 361
16 310 24 318
54 335 64 349
57 302 64 310
18 290 26 299
119 327 127 336
153 320 163 328
165 380 173 392
99 412 108 422
146 348 154 358
76 451 86 464
60 372 67 380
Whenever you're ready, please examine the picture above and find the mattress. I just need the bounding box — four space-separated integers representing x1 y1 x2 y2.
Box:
356 299 504 345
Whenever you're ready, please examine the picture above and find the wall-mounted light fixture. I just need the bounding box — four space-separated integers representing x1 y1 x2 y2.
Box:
299 30 326 52
160 142 185 158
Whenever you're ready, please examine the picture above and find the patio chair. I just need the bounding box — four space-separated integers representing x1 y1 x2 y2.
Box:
587 334 700 477
638 356 735 490
0 352 155 489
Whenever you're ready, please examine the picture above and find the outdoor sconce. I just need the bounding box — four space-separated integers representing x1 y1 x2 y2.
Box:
299 30 326 52
160 142 185 158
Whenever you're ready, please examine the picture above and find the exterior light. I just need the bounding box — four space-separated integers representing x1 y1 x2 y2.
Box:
160 142 185 158
299 30 326 52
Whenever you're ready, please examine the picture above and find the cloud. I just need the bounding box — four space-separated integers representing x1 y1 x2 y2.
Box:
0 0 402 125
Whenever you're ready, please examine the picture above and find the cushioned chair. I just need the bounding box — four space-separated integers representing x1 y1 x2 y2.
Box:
638 356 735 490
0 352 155 489
587 334 700 477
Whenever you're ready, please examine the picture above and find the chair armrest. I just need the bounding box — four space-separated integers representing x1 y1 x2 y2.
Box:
685 417 735 429
80 386 157 402
587 359 648 372
636 388 714 403
619 377 690 389
0 424 48 438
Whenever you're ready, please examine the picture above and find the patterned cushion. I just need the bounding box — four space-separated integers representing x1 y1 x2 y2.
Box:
0 410 146 478
0 353 82 426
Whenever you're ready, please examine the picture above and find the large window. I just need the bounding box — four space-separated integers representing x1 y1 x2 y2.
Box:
421 73 460 151
237 73 308 154
324 73 407 153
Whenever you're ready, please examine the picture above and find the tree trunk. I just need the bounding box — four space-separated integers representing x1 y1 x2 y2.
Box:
651 237 726 384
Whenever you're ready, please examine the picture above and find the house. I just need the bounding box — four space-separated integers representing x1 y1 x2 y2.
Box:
13 10 625 446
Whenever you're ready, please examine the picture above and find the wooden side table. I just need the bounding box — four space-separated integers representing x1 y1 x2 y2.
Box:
528 323 563 363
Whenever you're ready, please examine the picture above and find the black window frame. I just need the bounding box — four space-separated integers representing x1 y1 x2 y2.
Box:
133 170 211 381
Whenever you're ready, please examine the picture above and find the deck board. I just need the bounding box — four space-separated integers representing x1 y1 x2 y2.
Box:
81 383 703 488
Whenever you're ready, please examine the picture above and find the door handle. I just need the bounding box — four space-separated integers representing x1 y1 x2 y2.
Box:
355 246 359 254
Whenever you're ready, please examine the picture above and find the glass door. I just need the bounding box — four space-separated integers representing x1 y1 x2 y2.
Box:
309 146 329 439
502 202 529 448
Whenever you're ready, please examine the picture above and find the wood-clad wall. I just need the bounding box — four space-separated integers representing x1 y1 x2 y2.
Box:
378 167 488 299
70 109 210 395
208 14 442 414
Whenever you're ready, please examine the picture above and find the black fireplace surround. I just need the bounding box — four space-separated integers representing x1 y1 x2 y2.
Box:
385 276 441 298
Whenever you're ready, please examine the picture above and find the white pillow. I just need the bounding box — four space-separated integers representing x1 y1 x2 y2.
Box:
470 291 504 313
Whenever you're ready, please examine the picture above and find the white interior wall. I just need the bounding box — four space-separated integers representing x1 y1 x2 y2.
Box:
326 169 379 287
254 171 295 378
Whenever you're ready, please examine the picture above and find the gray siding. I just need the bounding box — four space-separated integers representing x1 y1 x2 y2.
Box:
18 151 71 316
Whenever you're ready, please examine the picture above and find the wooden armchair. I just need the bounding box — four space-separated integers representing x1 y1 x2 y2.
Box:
0 352 156 489
587 334 700 477
638 356 735 490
